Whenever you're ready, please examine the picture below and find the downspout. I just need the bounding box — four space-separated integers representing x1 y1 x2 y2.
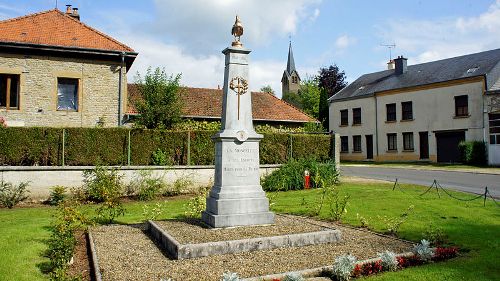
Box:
374 94 379 159
118 52 125 126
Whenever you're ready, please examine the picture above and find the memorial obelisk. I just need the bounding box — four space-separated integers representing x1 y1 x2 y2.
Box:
201 16 275 228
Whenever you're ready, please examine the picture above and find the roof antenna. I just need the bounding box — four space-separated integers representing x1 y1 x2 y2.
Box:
55 0 58 9
381 42 396 61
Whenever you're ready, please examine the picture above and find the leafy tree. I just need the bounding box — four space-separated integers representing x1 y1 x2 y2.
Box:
298 78 321 119
260 85 275 95
282 91 303 109
317 64 348 129
134 67 183 129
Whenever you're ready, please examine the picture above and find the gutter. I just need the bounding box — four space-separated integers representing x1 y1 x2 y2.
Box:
0 41 138 57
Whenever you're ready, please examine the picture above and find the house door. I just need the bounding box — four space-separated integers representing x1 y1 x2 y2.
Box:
419 132 429 159
366 135 373 160
436 131 465 163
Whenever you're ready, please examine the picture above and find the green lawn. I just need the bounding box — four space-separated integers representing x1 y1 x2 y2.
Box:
0 182 499 280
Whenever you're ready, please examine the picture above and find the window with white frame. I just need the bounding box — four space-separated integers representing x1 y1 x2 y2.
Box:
387 133 397 151
403 132 414 150
489 113 500 144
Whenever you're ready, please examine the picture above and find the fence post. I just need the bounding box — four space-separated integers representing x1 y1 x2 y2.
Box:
333 133 340 171
187 131 191 166
127 130 131 166
289 134 293 160
61 128 65 167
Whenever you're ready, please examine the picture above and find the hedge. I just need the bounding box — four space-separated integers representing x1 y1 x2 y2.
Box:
0 127 333 166
458 141 487 166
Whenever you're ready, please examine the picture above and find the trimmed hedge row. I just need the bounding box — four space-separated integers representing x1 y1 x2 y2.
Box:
0 128 333 166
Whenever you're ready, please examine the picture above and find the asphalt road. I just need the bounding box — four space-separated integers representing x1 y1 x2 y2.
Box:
341 165 500 198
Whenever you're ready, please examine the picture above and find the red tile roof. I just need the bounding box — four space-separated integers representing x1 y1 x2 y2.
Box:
0 9 134 52
127 85 317 123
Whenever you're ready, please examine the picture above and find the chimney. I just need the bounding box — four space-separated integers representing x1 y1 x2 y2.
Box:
71 8 80 21
387 59 395 70
65 5 80 21
394 56 408 75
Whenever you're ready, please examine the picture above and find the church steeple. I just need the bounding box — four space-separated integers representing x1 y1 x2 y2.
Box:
281 41 301 95
286 41 296 75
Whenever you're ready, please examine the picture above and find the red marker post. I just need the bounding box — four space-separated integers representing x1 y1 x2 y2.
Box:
304 170 310 189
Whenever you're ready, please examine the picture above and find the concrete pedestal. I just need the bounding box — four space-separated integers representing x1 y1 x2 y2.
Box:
201 46 274 228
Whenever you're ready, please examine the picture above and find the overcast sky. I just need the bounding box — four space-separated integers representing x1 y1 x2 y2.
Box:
1 0 499 97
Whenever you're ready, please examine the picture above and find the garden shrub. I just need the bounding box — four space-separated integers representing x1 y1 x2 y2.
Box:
378 251 398 271
45 202 90 279
0 179 30 208
128 170 166 201
422 223 448 246
151 148 172 166
95 198 125 224
458 141 487 165
163 176 193 196
48 186 67 206
184 186 210 218
0 127 60 165
262 158 338 191
413 239 434 261
332 253 357 281
82 166 124 203
378 205 414 235
221 272 240 281
142 202 164 221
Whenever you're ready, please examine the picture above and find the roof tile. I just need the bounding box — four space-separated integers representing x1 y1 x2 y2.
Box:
0 9 134 52
127 85 317 123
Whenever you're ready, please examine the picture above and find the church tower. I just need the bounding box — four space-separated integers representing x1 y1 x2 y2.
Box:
281 42 301 95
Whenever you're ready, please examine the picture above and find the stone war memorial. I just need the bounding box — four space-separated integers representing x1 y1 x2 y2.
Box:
201 15 275 228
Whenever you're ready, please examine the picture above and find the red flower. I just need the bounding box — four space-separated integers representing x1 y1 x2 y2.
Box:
353 264 362 277
272 279 280 281
433 247 459 261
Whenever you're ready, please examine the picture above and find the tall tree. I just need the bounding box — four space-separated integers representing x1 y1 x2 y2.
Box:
317 64 348 129
260 85 275 96
134 67 183 129
298 78 321 119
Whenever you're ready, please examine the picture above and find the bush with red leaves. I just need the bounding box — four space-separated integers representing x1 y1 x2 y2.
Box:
433 247 459 261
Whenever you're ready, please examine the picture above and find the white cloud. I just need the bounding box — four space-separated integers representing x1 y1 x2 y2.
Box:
379 0 500 64
149 0 322 53
335 35 357 49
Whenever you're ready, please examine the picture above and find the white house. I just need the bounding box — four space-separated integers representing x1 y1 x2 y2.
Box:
328 48 500 165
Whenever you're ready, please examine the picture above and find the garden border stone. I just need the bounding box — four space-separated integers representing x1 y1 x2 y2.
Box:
87 229 102 281
146 220 342 260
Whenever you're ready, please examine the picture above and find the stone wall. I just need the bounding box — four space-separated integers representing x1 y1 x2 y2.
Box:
0 53 127 127
0 165 280 200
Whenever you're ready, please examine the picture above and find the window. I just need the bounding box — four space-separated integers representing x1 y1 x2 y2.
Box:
292 76 298 84
353 135 362 152
0 74 20 110
401 101 413 120
352 108 361 125
387 133 397 151
490 113 500 145
341 136 349 152
403 132 414 150
57 78 79 111
386 103 396 121
340 109 348 126
455 95 468 117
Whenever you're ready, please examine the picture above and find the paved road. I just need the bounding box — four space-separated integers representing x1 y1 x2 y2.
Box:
341 165 500 198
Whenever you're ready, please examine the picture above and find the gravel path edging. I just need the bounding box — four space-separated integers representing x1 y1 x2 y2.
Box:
280 214 415 245
242 251 415 281
88 229 103 281
147 220 342 260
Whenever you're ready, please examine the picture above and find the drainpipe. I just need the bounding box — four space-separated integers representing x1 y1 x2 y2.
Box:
374 95 379 158
118 52 125 126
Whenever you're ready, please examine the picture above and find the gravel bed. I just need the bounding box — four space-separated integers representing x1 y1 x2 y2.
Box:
154 215 327 244
92 216 412 281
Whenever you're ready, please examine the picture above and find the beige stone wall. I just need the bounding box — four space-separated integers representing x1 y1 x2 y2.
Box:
330 79 486 163
0 53 127 127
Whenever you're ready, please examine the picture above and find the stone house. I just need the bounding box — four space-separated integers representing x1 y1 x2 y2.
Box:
126 86 318 127
328 48 500 165
0 7 137 127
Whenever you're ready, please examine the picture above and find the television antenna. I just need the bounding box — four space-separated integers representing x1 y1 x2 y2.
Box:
381 43 396 61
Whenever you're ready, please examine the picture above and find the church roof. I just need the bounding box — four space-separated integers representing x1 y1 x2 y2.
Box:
127 85 317 123
285 42 297 76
